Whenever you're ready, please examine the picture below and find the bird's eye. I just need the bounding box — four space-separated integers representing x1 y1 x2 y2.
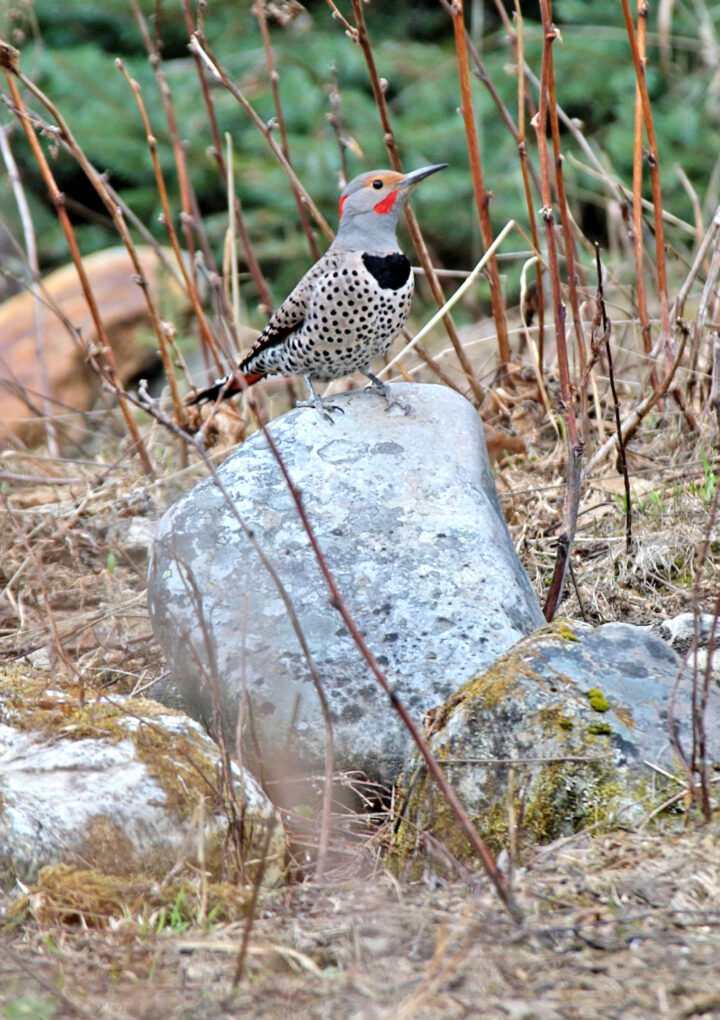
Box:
372 178 383 189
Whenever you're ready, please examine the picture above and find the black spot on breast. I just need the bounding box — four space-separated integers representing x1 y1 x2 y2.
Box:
362 252 412 291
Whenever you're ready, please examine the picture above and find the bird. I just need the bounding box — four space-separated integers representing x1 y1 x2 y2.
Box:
188 163 447 417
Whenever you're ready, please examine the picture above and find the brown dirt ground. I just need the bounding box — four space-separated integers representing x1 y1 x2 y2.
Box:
2 827 720 1019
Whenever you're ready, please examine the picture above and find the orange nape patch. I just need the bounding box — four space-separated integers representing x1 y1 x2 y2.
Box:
339 194 348 218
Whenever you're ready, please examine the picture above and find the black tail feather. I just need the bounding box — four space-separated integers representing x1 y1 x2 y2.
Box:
186 373 233 406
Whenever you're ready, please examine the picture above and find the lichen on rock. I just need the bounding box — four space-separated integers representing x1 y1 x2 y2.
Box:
394 620 720 872
0 669 284 893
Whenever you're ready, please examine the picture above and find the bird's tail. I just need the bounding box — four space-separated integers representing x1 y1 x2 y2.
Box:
186 370 265 406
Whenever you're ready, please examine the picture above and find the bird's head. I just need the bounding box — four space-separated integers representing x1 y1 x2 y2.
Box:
333 163 447 252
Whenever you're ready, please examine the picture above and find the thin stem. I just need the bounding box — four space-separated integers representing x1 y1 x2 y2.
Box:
117 58 220 404
255 414 523 924
446 0 510 369
583 204 720 473
181 0 275 314
253 1 321 261
513 2 545 365
595 244 632 552
621 0 672 357
11 48 186 438
327 62 350 184
136 381 334 884
542 9 589 442
1 45 154 476
534 4 583 621
190 33 334 244
130 0 197 276
226 131 242 345
345 0 486 406
380 221 519 378
631 0 655 386
585 316 692 474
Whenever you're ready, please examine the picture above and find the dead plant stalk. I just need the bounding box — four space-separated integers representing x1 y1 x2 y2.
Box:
12 54 184 427
135 385 335 885
188 33 334 244
595 244 632 553
248 401 523 925
0 42 154 475
540 7 589 443
136 371 521 923
621 0 672 357
447 0 511 370
343 0 486 405
128 1 198 287
253 1 321 262
181 0 275 313
631 0 657 390
116 58 219 408
512 1 545 364
533 3 583 621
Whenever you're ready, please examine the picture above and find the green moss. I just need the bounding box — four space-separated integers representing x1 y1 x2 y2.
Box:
392 762 516 877
587 687 610 712
390 619 678 872
553 621 580 642
427 622 586 730
0 674 219 822
0 669 283 886
535 704 574 737
6 863 254 930
523 757 623 843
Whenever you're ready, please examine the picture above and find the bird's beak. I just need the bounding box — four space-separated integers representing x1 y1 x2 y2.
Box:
398 163 448 189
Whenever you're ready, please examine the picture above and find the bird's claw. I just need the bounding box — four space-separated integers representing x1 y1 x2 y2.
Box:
364 374 413 415
295 396 345 423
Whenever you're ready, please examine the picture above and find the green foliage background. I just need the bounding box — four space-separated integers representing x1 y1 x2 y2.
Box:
1 0 719 317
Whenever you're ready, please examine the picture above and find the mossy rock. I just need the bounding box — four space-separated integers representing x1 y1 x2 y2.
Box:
394 621 720 872
0 670 284 890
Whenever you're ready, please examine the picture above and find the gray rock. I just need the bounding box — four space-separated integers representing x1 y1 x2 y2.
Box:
651 613 719 682
0 679 282 887
121 516 158 565
398 620 720 863
148 383 544 784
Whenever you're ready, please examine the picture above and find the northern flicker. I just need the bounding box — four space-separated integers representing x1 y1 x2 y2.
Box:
188 163 447 416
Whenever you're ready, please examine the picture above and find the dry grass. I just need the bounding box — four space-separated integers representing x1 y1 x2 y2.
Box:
1 390 718 1017
3 826 720 1019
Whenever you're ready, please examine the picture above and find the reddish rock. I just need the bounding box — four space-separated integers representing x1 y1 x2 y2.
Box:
0 246 189 446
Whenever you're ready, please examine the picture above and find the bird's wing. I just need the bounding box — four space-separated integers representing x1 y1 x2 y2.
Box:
239 254 339 371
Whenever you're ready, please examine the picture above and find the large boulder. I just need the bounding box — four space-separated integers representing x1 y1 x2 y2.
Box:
148 383 544 784
397 620 720 865
0 674 283 888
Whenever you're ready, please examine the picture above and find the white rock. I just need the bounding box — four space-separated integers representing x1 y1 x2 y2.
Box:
0 682 282 886
148 383 544 783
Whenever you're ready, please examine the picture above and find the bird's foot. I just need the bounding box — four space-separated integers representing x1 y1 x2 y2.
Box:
295 377 345 423
295 392 345 424
364 373 413 415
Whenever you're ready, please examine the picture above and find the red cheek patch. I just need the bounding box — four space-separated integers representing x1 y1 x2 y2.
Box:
339 194 348 218
374 190 398 215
